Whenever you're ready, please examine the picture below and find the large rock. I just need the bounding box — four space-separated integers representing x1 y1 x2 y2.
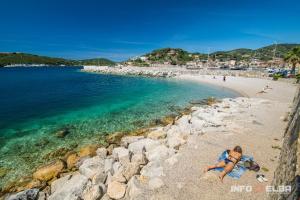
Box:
112 147 130 165
122 162 140 181
128 139 160 154
120 136 144 148
79 144 99 157
48 174 89 200
6 189 39 200
79 156 105 180
147 130 166 140
175 115 192 133
24 179 45 190
112 162 121 175
33 160 65 181
126 176 144 200
140 162 164 178
106 132 124 145
51 174 72 194
146 145 175 163
96 148 108 159
92 171 108 185
82 183 106 200
111 167 127 183
107 181 126 199
104 158 114 174
131 153 148 166
65 152 79 169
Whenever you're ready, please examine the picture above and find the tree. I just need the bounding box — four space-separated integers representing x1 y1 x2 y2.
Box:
284 47 300 74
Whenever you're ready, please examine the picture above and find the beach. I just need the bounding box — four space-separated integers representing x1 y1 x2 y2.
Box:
141 74 298 200
3 72 298 200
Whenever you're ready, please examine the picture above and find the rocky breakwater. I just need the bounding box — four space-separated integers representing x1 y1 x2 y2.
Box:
83 66 268 79
3 97 269 200
82 66 182 78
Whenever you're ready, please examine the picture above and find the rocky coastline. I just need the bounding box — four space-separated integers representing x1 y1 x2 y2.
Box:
82 65 268 78
1 96 273 200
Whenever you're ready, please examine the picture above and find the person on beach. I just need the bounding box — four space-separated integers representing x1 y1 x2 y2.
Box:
204 146 243 182
223 75 226 82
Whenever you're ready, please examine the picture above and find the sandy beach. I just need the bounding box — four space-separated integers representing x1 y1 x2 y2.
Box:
4 74 298 200
140 75 298 200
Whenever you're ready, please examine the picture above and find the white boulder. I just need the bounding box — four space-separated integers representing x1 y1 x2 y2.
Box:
107 181 126 199
79 156 105 179
146 145 175 163
48 174 89 200
121 136 144 147
128 138 160 154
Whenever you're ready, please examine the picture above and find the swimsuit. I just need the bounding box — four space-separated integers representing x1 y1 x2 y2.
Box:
225 158 233 164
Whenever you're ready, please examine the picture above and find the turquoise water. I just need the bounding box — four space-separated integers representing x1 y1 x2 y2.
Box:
0 67 238 187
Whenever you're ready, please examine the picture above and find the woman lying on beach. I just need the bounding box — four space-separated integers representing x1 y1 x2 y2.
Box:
204 146 243 182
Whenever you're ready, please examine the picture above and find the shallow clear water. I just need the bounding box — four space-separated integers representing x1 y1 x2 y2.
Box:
0 67 238 186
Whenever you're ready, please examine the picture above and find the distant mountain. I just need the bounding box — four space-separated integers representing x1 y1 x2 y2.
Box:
0 53 116 67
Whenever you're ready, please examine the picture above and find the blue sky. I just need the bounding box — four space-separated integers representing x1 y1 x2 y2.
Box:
1 0 300 61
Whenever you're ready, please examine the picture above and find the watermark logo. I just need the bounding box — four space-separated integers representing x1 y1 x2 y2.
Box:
231 185 252 192
230 185 291 194
266 185 292 193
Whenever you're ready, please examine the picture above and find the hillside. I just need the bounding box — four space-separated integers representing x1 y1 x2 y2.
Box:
146 48 194 65
130 43 300 65
77 58 115 66
0 53 116 67
0 53 74 67
1 44 299 67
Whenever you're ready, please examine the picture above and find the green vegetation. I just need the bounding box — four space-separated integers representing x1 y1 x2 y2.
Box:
130 58 149 67
77 58 115 66
0 53 74 67
212 48 254 61
1 44 299 67
296 74 300 83
145 48 193 65
212 44 299 61
129 44 300 66
272 73 282 81
0 53 115 67
284 47 300 74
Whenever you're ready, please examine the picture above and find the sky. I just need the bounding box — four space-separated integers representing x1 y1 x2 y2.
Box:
0 0 300 61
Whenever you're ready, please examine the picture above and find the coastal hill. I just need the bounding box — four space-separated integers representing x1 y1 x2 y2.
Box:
1 43 299 67
76 58 115 66
128 43 299 66
0 53 73 67
0 52 115 67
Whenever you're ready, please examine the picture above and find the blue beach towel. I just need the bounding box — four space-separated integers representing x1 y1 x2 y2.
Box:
213 150 253 179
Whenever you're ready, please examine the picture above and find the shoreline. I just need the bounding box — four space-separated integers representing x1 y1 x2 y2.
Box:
2 70 298 200
176 75 249 98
